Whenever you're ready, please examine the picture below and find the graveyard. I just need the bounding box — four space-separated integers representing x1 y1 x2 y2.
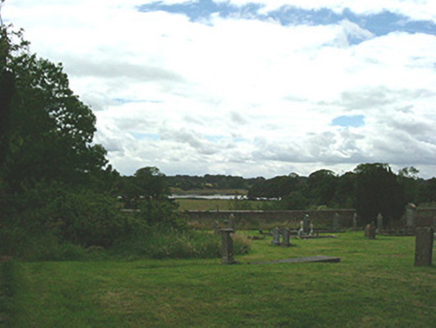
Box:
2 229 435 327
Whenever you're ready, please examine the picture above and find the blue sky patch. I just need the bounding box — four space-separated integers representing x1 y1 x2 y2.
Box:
138 1 436 44
332 115 365 128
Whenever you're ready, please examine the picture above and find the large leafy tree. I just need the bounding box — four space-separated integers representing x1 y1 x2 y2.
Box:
0 26 110 192
307 169 338 206
354 163 406 228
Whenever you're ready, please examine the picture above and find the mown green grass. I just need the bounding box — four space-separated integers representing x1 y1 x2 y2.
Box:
4 232 436 327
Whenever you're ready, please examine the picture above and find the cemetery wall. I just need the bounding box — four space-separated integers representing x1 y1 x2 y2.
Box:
184 208 436 230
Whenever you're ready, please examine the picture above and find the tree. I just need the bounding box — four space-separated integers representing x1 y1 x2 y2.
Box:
354 163 406 228
307 169 338 206
116 167 170 208
0 25 110 192
397 166 420 204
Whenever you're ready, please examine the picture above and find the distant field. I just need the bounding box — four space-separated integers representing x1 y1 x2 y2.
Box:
4 232 436 327
170 188 248 196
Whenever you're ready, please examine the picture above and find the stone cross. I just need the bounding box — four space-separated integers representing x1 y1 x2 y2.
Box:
272 227 281 246
220 228 237 264
376 213 383 234
281 228 291 247
414 227 434 266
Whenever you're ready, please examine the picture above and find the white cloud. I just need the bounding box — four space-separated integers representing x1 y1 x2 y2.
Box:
219 0 436 23
3 1 436 178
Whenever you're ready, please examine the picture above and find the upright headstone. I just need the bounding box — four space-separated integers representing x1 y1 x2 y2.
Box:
353 213 358 231
213 220 220 235
220 228 236 264
377 213 383 234
298 220 304 237
365 223 376 239
272 227 281 246
309 223 314 236
406 203 416 230
303 214 310 234
281 228 291 247
228 213 236 232
414 227 434 266
333 213 340 231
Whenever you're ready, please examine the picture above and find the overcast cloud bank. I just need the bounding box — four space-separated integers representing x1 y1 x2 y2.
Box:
3 0 436 178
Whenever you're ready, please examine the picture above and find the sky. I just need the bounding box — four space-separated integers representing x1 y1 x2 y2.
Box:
3 0 436 178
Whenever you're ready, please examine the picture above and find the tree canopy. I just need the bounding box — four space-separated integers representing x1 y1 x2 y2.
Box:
0 26 111 192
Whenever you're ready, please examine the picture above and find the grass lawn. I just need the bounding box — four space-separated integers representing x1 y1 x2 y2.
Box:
2 232 435 327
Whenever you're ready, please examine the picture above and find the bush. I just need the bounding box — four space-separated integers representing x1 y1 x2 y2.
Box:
6 181 128 248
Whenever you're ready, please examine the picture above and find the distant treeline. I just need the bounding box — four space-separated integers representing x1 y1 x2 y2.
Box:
166 166 436 210
167 174 263 191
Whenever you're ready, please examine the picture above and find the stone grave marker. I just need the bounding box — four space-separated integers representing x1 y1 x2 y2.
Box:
272 227 281 246
377 213 383 234
414 227 434 266
303 214 310 234
406 203 416 231
213 220 220 235
333 213 340 231
220 228 237 264
365 223 376 239
353 213 358 231
228 213 236 232
281 228 291 247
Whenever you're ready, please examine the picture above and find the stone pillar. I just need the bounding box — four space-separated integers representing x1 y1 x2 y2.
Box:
281 228 290 247
365 223 376 239
220 228 236 264
414 227 434 267
272 227 281 246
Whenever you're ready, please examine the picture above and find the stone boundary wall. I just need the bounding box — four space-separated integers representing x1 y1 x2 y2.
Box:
184 209 355 230
182 208 436 230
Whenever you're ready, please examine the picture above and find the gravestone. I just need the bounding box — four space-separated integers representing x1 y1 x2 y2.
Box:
298 220 304 238
414 227 434 266
309 223 314 236
281 228 291 247
333 213 340 231
377 213 383 234
353 213 358 231
303 215 310 234
213 220 220 235
220 228 237 264
272 227 281 246
365 223 376 239
406 203 416 231
228 213 236 232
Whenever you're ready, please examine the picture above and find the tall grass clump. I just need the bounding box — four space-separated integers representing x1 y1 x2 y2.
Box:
113 230 250 259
